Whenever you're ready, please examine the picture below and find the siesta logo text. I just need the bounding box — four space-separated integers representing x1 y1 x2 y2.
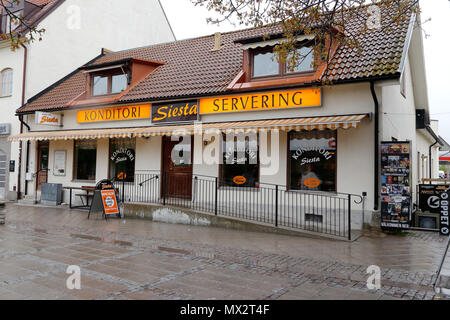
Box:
152 101 198 123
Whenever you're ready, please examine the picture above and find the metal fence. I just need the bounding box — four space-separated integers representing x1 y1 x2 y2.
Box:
114 171 364 240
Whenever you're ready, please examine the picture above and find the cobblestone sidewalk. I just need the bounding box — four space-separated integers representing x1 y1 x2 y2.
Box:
0 204 447 300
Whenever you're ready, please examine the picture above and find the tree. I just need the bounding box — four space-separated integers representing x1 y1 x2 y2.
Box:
191 0 422 80
0 0 45 50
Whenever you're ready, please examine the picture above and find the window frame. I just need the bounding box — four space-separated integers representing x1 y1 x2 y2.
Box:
72 140 97 182
219 133 260 189
287 130 338 193
108 138 136 183
0 68 13 97
90 69 128 97
250 43 316 81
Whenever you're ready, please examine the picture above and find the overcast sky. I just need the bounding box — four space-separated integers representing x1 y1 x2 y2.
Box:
160 0 450 142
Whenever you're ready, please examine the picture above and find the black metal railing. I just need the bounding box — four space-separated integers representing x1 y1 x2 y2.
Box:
113 171 364 240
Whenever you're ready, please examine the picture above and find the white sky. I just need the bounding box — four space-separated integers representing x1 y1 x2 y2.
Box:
160 0 450 142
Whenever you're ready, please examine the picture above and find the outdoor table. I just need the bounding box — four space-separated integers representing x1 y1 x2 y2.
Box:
64 186 95 210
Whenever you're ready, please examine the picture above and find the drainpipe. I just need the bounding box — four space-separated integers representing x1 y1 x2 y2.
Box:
17 44 28 200
425 125 442 179
429 140 439 179
370 81 380 211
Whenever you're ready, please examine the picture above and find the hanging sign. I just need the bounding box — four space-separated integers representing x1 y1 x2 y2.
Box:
199 88 321 115
152 101 198 124
77 105 151 123
35 112 61 126
380 142 411 230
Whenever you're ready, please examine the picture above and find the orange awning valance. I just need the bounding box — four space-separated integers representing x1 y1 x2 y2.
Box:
8 114 369 142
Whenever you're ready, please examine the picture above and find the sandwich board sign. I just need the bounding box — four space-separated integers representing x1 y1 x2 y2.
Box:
88 179 121 220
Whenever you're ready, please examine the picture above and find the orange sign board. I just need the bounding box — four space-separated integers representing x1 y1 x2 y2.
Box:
233 176 247 185
77 105 151 123
303 178 321 189
199 88 321 114
101 190 119 215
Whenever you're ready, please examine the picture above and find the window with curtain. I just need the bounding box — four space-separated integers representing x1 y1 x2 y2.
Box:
289 130 337 192
74 140 97 181
109 138 136 182
1 69 13 97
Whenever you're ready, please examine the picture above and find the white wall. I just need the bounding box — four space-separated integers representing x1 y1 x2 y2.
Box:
0 0 175 199
26 0 175 97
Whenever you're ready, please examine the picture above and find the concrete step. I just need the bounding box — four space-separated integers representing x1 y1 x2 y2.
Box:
17 199 37 205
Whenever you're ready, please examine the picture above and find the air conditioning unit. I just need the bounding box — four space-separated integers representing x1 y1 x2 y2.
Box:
416 109 430 129
415 212 440 230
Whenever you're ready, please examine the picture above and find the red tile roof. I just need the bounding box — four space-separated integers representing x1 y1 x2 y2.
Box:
17 2 415 114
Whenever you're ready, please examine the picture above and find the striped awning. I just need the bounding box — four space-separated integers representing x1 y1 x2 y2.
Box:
8 114 369 142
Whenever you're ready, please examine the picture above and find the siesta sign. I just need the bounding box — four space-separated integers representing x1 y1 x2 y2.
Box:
199 88 321 114
77 105 151 123
151 101 198 124
35 112 61 126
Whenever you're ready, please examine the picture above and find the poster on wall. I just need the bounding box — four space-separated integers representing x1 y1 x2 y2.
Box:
380 141 411 230
53 150 66 176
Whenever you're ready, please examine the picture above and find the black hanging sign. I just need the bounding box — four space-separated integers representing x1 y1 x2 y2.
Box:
151 100 198 124
380 141 411 230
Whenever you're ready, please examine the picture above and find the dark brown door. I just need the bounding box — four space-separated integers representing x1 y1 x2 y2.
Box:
162 136 193 199
37 141 49 190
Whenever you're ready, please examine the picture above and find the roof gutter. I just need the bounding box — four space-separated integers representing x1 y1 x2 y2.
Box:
397 12 416 75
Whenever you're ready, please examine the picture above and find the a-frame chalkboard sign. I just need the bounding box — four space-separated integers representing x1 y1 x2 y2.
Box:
88 179 121 220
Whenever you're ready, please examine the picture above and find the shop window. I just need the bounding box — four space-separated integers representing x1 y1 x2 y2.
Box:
0 68 13 97
221 133 259 188
91 71 128 96
74 140 97 181
289 130 337 192
251 44 315 79
109 138 136 182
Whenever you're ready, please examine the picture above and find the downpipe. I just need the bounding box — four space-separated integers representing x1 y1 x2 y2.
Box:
370 81 380 211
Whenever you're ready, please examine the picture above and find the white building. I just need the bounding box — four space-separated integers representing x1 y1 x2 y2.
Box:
0 0 175 200
8 2 443 237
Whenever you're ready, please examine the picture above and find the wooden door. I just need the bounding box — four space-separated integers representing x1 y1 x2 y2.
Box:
162 136 193 199
37 142 49 190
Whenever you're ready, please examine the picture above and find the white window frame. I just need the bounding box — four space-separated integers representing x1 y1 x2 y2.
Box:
0 69 13 97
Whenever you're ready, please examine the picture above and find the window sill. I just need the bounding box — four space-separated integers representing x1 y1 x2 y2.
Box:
0 95 12 99
71 179 96 184
218 185 260 192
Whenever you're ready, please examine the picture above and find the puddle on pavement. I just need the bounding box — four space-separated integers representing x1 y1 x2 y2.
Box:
157 246 190 255
70 234 133 247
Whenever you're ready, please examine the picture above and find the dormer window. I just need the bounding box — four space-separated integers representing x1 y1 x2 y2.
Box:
91 71 128 96
251 45 315 80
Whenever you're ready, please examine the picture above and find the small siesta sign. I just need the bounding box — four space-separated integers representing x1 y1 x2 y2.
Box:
36 112 61 126
199 88 321 114
77 105 151 123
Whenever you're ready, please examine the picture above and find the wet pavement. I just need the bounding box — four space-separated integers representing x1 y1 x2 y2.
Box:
0 203 447 300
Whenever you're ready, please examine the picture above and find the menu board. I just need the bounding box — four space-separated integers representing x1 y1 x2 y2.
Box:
380 142 411 229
